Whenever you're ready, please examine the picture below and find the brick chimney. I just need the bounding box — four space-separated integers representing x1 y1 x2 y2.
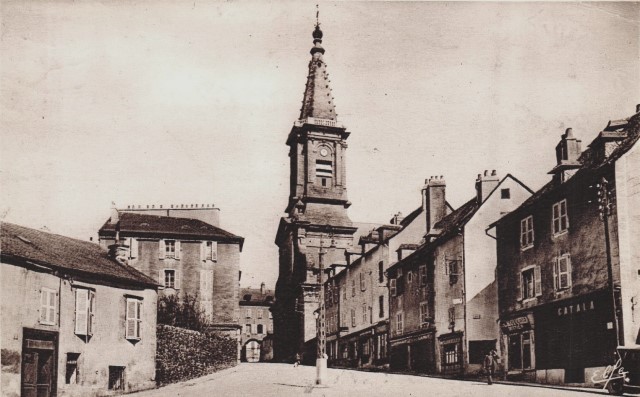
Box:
476 170 500 204
390 212 404 225
110 202 119 224
261 282 266 295
422 176 446 232
555 128 582 165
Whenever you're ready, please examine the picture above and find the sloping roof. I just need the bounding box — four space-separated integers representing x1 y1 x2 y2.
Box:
1 222 157 288
240 287 275 306
433 198 480 237
99 212 244 247
492 111 640 227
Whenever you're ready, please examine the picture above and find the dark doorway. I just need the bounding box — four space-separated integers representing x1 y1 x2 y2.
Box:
22 329 58 397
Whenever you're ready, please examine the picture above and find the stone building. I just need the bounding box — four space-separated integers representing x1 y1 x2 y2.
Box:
98 204 244 335
387 173 532 376
324 183 451 370
239 283 274 362
273 23 360 361
492 105 640 387
1 222 158 397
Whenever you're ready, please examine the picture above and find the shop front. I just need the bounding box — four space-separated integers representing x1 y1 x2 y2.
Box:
390 329 436 373
500 312 535 381
438 332 463 377
534 289 617 384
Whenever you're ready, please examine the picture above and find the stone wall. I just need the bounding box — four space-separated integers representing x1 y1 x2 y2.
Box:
156 325 237 385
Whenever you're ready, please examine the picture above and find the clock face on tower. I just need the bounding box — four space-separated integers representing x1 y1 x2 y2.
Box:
320 148 329 157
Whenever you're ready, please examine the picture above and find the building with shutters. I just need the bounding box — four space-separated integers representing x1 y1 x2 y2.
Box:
239 283 274 362
1 222 158 397
491 105 640 387
98 204 244 336
386 172 532 377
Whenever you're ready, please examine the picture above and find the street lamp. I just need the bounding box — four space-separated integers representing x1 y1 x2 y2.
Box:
315 230 334 386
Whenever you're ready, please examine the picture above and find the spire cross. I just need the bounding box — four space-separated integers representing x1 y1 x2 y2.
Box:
316 4 320 27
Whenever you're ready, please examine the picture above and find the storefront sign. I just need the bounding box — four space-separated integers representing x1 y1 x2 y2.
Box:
556 300 595 317
500 315 530 333
591 358 629 389
390 332 434 346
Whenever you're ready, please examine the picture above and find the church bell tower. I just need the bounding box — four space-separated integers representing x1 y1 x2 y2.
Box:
274 18 357 361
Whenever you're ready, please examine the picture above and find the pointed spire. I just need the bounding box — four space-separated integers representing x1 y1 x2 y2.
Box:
299 8 337 121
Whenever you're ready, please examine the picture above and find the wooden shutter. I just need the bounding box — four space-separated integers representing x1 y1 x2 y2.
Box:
40 289 47 323
88 290 96 336
137 301 143 339
159 240 165 259
566 256 572 287
48 290 57 324
175 269 181 290
200 242 206 261
174 241 181 259
75 289 89 335
126 299 136 339
518 272 523 301
534 266 542 297
158 269 164 286
553 259 559 290
390 278 396 296
211 242 218 261
130 238 138 259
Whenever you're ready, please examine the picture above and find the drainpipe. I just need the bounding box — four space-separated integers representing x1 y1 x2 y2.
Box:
461 229 468 378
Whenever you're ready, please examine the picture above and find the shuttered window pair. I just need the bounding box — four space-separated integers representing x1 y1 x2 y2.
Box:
158 240 180 259
201 241 217 261
520 266 542 300
125 298 143 340
158 269 180 289
74 288 96 337
39 288 58 325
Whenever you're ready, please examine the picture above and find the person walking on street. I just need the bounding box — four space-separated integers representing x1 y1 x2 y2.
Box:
484 349 499 385
293 353 301 368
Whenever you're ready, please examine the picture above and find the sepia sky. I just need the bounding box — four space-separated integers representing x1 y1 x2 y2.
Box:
1 1 639 289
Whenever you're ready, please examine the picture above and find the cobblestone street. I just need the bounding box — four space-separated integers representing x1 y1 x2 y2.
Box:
128 363 634 397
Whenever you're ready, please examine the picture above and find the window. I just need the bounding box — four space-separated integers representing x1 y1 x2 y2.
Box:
362 303 367 322
316 160 333 179
419 265 427 286
351 279 356 297
360 272 366 291
554 254 572 290
351 309 356 327
520 266 541 300
407 271 413 285
268 310 273 319
342 285 347 300
420 302 430 325
203 241 217 261
108 366 125 391
342 312 346 327
390 278 397 297
369 306 373 324
379 295 384 318
444 343 459 364
378 261 384 283
246 308 252 318
448 307 456 324
127 237 138 259
159 239 180 259
65 353 80 384
245 324 251 334
520 216 534 249
552 199 569 235
396 312 403 334
125 298 142 340
74 288 95 337
39 288 57 325
258 309 263 319
501 188 511 199
257 324 264 334
160 269 180 289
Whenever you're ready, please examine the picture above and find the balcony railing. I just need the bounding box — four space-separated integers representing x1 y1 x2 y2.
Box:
294 117 342 128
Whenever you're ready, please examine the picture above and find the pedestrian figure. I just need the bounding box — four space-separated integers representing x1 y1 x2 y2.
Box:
293 353 301 367
483 349 499 385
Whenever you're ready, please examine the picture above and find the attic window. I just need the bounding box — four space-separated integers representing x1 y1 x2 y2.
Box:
17 235 32 244
501 189 510 199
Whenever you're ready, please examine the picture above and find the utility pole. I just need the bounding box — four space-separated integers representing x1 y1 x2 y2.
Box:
315 231 331 386
594 176 623 347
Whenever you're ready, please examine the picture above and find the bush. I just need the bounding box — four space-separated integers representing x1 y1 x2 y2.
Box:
157 293 209 332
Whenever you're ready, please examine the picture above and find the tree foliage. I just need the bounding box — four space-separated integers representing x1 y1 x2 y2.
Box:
157 293 209 332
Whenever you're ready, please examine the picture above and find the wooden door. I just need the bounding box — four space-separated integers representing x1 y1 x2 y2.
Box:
21 349 54 397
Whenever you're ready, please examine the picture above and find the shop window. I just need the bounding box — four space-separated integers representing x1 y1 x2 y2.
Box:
520 216 534 249
443 343 459 364
522 332 533 369
554 254 572 291
552 199 569 236
65 353 80 384
509 331 535 370
108 366 125 391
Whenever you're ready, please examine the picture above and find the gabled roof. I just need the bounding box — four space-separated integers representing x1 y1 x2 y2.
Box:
99 212 244 248
1 222 157 288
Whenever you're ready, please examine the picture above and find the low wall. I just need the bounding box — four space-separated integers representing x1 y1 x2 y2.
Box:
156 325 237 385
